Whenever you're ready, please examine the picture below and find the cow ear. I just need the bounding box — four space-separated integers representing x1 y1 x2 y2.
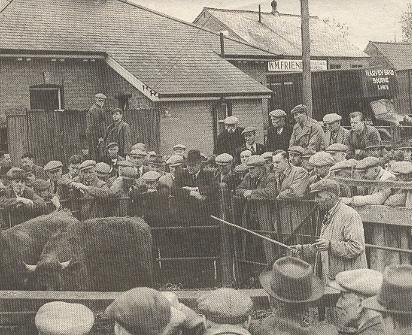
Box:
59 259 71 270
23 261 37 272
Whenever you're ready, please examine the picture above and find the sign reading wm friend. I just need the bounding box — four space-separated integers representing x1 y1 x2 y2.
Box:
268 59 328 72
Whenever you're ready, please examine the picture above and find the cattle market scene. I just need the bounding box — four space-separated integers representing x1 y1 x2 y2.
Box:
1 0 412 334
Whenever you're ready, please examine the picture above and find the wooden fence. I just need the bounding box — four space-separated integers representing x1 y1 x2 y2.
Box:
7 108 160 165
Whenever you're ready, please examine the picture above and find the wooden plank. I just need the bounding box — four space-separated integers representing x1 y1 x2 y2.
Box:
6 113 27 165
356 205 412 227
333 177 412 190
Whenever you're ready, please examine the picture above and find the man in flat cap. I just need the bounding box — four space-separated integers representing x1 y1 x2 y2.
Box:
215 153 237 192
328 269 385 335
158 155 184 192
323 113 349 147
291 179 367 281
43 160 72 202
35 301 95 335
289 104 326 152
172 144 187 158
288 146 305 167
95 162 115 187
214 116 245 158
384 161 412 207
345 112 381 159
364 144 386 159
62 154 83 182
235 127 265 164
127 149 150 178
20 152 47 181
326 143 348 163
330 159 358 197
86 93 107 160
197 288 254 335
266 109 292 152
308 151 335 184
104 108 131 158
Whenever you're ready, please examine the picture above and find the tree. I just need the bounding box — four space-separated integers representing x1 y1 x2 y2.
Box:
401 1 412 42
323 17 349 39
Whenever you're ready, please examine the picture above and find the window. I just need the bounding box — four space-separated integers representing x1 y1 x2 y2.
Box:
29 85 63 110
351 64 363 68
329 64 342 69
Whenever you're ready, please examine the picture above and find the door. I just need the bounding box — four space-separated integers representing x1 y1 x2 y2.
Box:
29 85 62 110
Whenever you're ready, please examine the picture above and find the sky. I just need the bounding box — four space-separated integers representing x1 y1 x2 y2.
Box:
132 0 411 50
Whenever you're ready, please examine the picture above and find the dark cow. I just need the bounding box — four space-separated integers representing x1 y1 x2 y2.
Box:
0 210 79 290
25 217 153 291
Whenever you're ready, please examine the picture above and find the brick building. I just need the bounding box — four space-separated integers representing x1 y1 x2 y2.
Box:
0 0 279 158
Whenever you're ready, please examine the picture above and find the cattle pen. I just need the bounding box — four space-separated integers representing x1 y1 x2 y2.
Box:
0 180 411 334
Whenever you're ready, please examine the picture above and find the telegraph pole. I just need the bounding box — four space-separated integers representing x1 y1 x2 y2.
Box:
301 0 313 117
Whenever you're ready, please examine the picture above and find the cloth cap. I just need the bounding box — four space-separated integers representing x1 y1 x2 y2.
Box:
33 179 51 192
129 149 147 157
261 152 273 160
44 160 63 172
118 160 135 168
328 269 383 297
302 148 316 159
120 167 138 179
95 93 107 99
330 159 357 172
148 155 165 166
95 162 111 174
323 113 342 124
355 157 381 170
223 116 239 125
106 142 119 149
197 288 253 325
246 155 266 167
391 161 412 175
326 143 348 153
105 287 171 335
240 150 252 157
215 153 233 165
131 143 147 152
308 152 335 167
290 104 308 115
288 146 305 155
173 144 186 150
79 160 96 171
310 179 340 196
147 151 157 157
241 127 256 135
365 144 386 150
142 171 161 182
269 109 286 118
35 301 94 335
166 155 184 167
234 164 249 173
7 167 27 180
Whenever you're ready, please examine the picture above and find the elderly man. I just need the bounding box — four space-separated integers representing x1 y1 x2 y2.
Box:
250 256 337 335
266 109 292 151
345 112 381 159
287 145 305 167
272 150 308 199
308 151 336 184
128 149 149 178
95 162 115 187
362 265 412 335
215 116 244 157
104 108 131 158
235 127 265 164
172 144 186 158
328 269 385 335
239 149 252 165
364 144 386 158
323 113 349 147
292 179 367 281
86 93 107 160
215 153 237 192
326 143 349 163
289 104 326 152
43 160 72 206
197 288 254 335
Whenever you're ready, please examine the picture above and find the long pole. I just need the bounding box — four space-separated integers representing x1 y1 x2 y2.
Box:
301 0 313 116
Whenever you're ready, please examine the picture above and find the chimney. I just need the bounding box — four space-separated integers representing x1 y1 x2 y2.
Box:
271 0 279 15
258 5 261 23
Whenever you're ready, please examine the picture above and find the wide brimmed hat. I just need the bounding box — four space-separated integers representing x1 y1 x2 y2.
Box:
259 256 324 304
186 149 202 165
362 265 412 315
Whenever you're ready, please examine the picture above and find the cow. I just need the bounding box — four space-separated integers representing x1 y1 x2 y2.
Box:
24 217 153 291
0 210 79 290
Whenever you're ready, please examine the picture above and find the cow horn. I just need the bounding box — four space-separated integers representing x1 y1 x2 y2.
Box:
59 259 71 270
23 261 37 272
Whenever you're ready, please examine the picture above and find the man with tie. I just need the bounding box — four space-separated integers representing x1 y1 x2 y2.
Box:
214 116 245 157
43 160 72 203
323 113 349 147
266 109 292 151
235 127 265 164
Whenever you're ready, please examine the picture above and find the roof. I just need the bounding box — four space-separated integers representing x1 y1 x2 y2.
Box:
365 41 412 71
0 0 276 99
194 7 368 58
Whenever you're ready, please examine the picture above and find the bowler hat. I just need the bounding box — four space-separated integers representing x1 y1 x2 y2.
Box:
186 150 202 165
259 256 324 303
362 265 412 314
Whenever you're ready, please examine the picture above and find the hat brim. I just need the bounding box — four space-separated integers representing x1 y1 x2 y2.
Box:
327 280 347 292
259 270 324 304
362 296 412 315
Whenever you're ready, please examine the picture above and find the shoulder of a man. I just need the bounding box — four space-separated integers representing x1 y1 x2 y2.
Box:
290 165 308 177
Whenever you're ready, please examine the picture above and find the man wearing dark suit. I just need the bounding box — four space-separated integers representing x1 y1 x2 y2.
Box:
214 116 244 157
266 109 292 152
86 93 106 161
235 127 265 164
104 108 132 158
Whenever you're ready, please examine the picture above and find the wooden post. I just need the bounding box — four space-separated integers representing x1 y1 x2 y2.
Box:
300 0 313 116
219 185 233 287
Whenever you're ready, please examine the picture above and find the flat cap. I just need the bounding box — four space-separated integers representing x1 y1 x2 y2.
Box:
322 113 342 124
310 178 340 196
240 150 252 157
288 146 305 155
7 167 27 180
142 171 161 182
330 159 357 172
131 143 147 152
44 160 63 172
290 104 308 115
148 155 165 166
95 93 107 99
261 152 273 160
223 116 239 125
120 166 138 179
246 155 266 167
33 179 51 192
106 142 119 149
308 152 335 167
302 148 316 159
166 155 184 167
197 288 253 325
355 157 381 170
326 143 348 153
118 160 135 168
241 127 257 135
105 287 171 335
269 109 286 118
328 269 383 297
391 161 412 175
35 301 94 335
95 162 111 175
173 144 186 150
215 153 233 165
365 144 386 150
234 163 249 174
129 149 147 157
79 160 96 171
